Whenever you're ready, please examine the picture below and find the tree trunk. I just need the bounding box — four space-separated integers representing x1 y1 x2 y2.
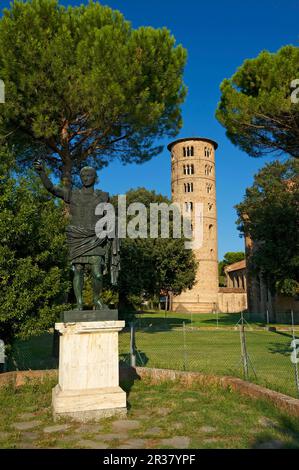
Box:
61 153 72 216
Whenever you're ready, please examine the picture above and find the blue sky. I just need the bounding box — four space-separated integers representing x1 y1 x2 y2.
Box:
2 0 298 258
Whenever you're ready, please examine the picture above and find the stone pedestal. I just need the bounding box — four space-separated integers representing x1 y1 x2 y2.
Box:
52 320 127 422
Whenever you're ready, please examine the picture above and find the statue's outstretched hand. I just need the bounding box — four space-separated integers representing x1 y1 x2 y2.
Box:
34 160 45 173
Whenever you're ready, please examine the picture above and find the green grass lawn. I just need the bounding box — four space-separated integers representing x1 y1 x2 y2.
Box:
118 326 299 398
136 310 263 328
8 312 299 399
135 310 298 329
0 376 299 449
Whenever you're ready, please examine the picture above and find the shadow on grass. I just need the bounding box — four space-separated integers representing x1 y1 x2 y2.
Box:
135 312 266 330
131 316 191 332
119 366 143 411
267 330 297 357
198 313 265 328
267 342 293 357
251 414 299 449
119 350 149 368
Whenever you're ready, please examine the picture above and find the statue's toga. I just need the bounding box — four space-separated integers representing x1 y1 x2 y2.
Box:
34 162 120 310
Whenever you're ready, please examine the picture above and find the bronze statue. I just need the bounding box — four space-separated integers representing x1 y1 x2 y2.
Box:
34 162 120 310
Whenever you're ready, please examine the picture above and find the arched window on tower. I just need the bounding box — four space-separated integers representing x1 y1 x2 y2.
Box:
205 147 211 157
209 224 213 237
190 164 194 175
191 146 194 156
184 183 187 193
183 165 186 175
205 164 213 175
185 202 193 213
183 147 186 157
206 183 212 194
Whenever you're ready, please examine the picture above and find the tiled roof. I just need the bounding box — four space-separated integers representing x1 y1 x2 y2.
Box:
224 259 246 273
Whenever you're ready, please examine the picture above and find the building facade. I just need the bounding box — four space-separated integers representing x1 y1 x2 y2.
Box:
218 259 247 313
168 137 219 313
245 234 299 322
224 259 247 290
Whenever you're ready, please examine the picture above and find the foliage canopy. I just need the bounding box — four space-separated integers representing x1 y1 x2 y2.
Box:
0 0 187 185
236 159 299 297
216 46 299 158
110 187 197 310
0 147 70 344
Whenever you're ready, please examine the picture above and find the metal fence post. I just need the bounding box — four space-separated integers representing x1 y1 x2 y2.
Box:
183 321 187 371
130 322 136 368
291 310 299 396
239 321 249 380
0 340 5 373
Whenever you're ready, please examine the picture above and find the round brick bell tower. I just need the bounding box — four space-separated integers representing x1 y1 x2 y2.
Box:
168 137 219 313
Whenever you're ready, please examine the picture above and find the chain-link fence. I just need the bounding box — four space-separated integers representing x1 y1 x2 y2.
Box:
4 310 299 399
6 332 58 372
119 311 299 399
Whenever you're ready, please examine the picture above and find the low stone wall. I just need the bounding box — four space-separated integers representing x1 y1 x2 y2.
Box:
121 367 299 418
172 301 217 314
1 367 299 418
0 369 57 388
218 290 247 313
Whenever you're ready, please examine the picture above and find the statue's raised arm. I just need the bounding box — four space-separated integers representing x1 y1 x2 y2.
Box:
34 163 113 311
34 160 69 202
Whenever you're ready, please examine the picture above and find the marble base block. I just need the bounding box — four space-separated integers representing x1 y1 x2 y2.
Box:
52 319 127 422
52 384 127 422
60 309 118 323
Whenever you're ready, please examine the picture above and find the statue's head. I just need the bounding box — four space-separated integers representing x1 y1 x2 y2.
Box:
80 166 97 187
